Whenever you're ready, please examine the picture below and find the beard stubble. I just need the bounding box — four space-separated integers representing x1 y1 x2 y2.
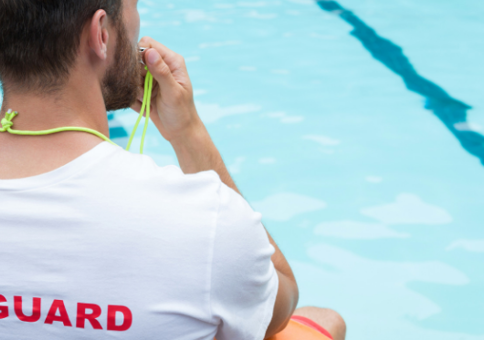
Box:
101 21 140 112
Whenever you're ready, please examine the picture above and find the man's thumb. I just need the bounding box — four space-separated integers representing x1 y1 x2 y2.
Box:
145 49 176 87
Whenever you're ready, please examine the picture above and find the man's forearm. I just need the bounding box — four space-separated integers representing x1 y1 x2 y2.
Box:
169 121 239 193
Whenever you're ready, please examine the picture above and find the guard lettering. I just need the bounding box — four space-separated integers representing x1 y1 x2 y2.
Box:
76 303 103 330
45 299 72 327
107 305 133 331
14 296 41 323
0 295 8 320
0 295 132 332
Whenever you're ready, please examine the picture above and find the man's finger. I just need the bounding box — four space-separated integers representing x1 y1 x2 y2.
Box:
139 37 178 65
139 37 189 83
145 48 179 95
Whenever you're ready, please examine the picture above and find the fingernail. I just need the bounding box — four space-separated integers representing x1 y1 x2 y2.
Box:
147 50 160 65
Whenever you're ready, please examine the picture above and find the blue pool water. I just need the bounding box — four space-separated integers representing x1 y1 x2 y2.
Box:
2 0 483 339
116 1 484 338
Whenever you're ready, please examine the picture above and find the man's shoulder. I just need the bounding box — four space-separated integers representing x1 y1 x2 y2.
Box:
99 143 223 196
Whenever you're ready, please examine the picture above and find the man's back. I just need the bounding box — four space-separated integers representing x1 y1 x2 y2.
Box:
0 0 307 338
0 143 278 340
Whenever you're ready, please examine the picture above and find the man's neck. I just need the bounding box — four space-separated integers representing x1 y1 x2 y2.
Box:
0 75 111 180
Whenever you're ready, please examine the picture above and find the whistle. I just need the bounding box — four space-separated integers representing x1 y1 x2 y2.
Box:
139 47 147 64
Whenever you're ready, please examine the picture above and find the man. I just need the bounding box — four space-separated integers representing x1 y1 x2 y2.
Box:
0 1 346 339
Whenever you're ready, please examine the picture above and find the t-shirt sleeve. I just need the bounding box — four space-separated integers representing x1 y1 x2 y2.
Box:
210 183 279 340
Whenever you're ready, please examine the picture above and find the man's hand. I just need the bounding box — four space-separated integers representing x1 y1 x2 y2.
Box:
131 36 203 144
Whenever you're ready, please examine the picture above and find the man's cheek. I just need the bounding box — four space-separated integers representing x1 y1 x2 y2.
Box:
134 12 140 43
124 5 140 45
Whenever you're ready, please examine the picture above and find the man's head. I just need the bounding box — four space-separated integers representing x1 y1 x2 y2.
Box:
0 0 141 111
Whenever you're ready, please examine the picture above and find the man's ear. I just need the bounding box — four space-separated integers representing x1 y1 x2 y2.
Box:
89 10 109 61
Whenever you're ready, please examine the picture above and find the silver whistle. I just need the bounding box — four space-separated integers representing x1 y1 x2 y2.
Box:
139 47 147 64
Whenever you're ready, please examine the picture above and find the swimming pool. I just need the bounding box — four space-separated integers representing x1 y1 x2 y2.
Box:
3 0 483 338
117 1 483 338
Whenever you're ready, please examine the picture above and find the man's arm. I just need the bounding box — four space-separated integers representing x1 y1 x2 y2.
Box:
170 125 299 339
133 37 299 338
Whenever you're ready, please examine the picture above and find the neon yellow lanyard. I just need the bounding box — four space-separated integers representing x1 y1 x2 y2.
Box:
0 69 154 154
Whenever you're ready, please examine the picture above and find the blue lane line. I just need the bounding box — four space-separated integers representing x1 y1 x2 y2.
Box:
317 0 484 165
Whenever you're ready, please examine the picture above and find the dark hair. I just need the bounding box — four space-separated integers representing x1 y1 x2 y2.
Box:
0 0 122 93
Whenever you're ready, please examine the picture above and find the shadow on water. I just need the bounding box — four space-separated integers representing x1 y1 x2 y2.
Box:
317 0 484 165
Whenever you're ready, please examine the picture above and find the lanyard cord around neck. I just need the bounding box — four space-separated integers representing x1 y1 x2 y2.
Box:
0 69 154 154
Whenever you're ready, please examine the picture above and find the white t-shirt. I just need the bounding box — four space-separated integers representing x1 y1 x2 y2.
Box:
0 142 278 340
